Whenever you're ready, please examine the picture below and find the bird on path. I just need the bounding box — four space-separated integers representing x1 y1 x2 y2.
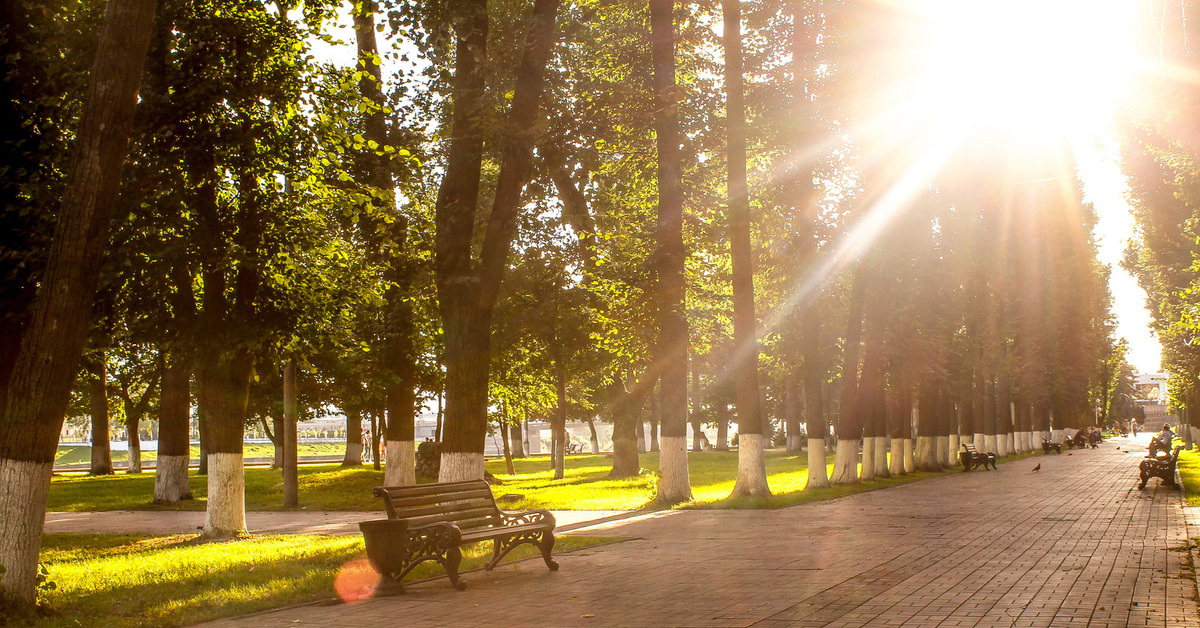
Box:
1032 463 1041 472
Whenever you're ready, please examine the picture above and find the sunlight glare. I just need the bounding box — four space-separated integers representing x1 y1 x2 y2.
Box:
909 0 1138 139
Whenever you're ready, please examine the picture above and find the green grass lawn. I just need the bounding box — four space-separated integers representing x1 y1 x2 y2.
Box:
49 448 1041 513
54 443 345 466
16 533 610 628
1176 447 1200 505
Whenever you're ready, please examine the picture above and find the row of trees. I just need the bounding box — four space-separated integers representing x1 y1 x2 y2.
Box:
1 0 1135 609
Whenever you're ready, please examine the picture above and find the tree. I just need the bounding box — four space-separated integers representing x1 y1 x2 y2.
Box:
434 0 563 481
723 0 769 498
0 0 155 607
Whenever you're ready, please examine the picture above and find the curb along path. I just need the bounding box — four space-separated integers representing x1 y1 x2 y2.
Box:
189 438 1200 627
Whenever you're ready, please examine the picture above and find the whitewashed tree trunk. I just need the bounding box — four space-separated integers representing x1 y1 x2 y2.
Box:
860 437 875 481
874 436 889 477
439 451 485 482
153 455 192 503
889 438 905 475
974 433 986 451
730 433 771 497
914 436 939 471
983 434 997 454
947 434 960 466
1050 429 1063 444
0 460 53 605
384 439 415 486
1007 432 1015 454
203 453 245 537
902 438 914 473
658 436 692 502
830 439 860 484
806 438 830 488
345 441 364 465
935 435 949 467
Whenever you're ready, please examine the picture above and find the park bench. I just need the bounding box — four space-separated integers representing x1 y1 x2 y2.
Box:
358 479 558 594
1139 445 1184 489
1042 439 1061 454
959 443 997 471
1065 432 1088 449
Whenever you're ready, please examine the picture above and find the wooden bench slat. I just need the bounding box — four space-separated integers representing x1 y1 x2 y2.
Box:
385 495 495 516
405 507 500 528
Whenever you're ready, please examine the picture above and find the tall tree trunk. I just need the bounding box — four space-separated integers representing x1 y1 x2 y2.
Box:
587 419 599 454
88 355 113 475
510 414 525 457
125 410 142 474
723 0 770 498
785 378 801 452
271 413 284 469
282 359 298 508
437 0 561 482
689 366 702 451
649 387 661 452
914 384 941 471
610 373 648 478
198 352 252 538
553 356 567 479
636 416 647 453
500 417 516 475
831 271 868 484
649 0 692 504
371 411 381 471
155 349 192 503
343 408 363 466
0 0 154 602
353 0 417 489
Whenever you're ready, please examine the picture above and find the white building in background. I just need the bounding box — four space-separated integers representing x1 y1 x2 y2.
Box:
1134 371 1168 402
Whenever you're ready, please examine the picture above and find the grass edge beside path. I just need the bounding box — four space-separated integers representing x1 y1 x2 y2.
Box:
19 533 614 628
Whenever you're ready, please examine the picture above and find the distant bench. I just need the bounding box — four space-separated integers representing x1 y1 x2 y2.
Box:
959 443 997 471
1139 445 1184 489
1042 439 1061 454
359 479 558 593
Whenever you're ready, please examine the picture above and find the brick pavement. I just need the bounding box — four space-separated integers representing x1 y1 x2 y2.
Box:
188 438 1199 627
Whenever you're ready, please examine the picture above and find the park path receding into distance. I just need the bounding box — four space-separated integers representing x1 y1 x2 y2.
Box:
181 437 1199 627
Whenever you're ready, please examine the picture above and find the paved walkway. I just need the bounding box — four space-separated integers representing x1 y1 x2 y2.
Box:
52 436 1200 627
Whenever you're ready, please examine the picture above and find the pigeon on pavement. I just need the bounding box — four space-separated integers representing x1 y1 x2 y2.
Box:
1032 463 1041 472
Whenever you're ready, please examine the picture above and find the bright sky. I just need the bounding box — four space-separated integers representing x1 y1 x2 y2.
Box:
1076 133 1163 373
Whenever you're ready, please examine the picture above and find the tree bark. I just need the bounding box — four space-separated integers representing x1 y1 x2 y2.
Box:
437 0 561 481
831 271 868 484
88 355 114 475
125 411 142 474
722 0 770 498
154 349 192 503
500 418 516 475
649 0 692 504
0 0 155 600
343 408 363 466
282 359 298 508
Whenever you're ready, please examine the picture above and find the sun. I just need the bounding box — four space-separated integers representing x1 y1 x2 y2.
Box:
898 0 1140 141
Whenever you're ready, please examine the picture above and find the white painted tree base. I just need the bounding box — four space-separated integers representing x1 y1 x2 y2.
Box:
902 438 914 473
861 437 875 481
831 439 860 484
658 436 692 503
730 433 771 497
0 459 53 606
935 436 949 467
914 437 940 471
974 433 986 452
889 438 906 475
204 454 246 537
874 436 889 478
1016 431 1030 452
946 435 959 466
439 451 485 482
984 434 997 454
153 455 192 502
806 438 830 488
384 440 415 486
1050 429 1063 444
344 442 364 465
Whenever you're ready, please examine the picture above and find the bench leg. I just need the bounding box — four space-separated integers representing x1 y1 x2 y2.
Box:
372 573 406 597
540 530 559 571
1138 470 1149 489
445 546 466 591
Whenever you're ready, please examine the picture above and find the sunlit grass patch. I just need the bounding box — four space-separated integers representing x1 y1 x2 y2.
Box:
1176 448 1200 506
24 533 610 628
